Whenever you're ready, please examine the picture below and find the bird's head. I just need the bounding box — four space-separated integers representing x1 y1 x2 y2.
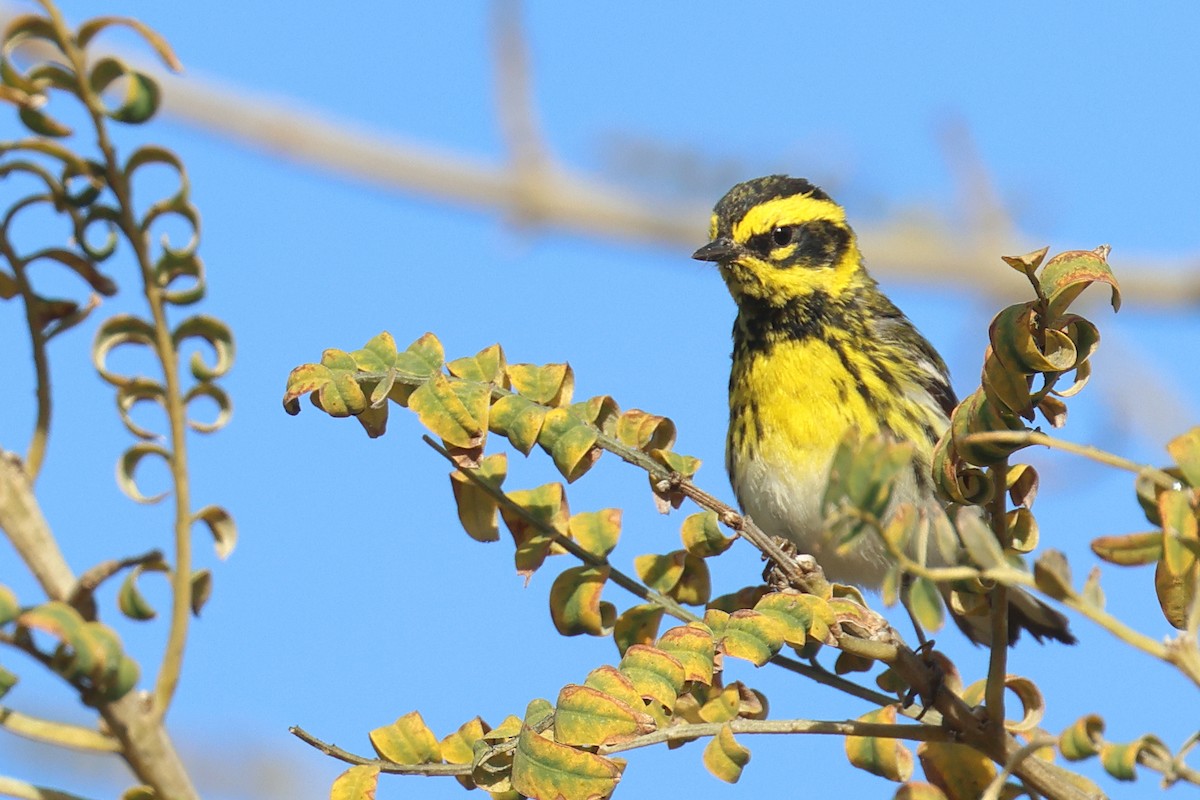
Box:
692 175 865 306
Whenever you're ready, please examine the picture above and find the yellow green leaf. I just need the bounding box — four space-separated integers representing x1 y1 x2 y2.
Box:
489 394 548 455
117 558 168 621
508 362 574 406
554 684 655 746
118 786 156 800
961 676 1044 734
369 711 442 764
1081 567 1106 609
614 409 676 451
449 453 507 543
583 666 645 710
569 509 621 559
707 586 769 614
680 512 734 558
447 343 508 386
916 741 992 798
612 604 664 655
394 332 445 376
538 408 600 482
754 592 817 647
670 554 711 605
190 569 212 617
350 331 399 372
835 651 874 675
649 449 701 478
719 610 784 666
500 483 568 576
0 585 17 626
1154 557 1197 630
485 715 524 743
1090 531 1162 566
193 505 237 560
511 723 622 800
1167 426 1200 487
568 395 620 433
845 706 913 783
282 349 367 418
618 645 684 710
908 576 945 634
634 551 686 594
441 717 488 765
1159 489 1199 577
1059 714 1103 761
981 346 1033 420
893 782 950 800
956 508 1006 570
171 315 234 381
1033 550 1073 601
408 373 488 449
703 724 750 783
1038 245 1121 319
1099 735 1166 782
117 443 172 505
330 765 379 800
1000 246 1049 280
698 683 740 723
1006 508 1038 554
656 625 714 685
549 566 615 637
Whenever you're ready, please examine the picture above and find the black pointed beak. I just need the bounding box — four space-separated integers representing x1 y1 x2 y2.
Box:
691 237 740 263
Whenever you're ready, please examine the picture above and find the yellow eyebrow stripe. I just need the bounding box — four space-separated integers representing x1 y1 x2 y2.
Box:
732 193 845 242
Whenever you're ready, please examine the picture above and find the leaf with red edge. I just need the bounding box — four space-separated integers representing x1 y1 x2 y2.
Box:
1039 245 1121 318
549 566 615 637
612 604 664 655
618 645 684 710
511 721 622 800
656 625 715 685
554 684 655 747
508 363 574 406
330 765 379 800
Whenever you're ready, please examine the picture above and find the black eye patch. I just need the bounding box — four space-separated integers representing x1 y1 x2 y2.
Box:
745 220 850 268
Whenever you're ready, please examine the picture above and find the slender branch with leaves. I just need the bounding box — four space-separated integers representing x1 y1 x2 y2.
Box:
283 241 1200 798
0 3 235 798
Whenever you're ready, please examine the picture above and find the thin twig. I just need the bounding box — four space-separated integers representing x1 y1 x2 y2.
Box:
598 716 959 754
984 460 1009 733
289 726 470 776
0 707 119 753
422 435 697 624
960 431 1181 489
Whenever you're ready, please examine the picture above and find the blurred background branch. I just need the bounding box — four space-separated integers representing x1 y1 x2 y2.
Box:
4 1 1197 308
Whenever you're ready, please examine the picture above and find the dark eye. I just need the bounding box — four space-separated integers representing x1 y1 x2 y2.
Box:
772 226 793 246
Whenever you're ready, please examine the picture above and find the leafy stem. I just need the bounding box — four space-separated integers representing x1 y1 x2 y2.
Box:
41 0 195 722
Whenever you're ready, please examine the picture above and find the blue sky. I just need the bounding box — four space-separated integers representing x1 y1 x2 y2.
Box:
3 2 1200 798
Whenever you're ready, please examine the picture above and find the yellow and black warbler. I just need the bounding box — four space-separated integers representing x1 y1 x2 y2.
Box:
693 175 1074 646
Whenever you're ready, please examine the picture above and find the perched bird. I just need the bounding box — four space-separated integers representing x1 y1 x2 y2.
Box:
692 175 1074 646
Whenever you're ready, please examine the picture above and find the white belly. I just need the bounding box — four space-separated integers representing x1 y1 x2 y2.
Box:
731 452 930 588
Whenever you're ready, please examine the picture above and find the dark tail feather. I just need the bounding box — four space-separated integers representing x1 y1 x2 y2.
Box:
946 587 1076 646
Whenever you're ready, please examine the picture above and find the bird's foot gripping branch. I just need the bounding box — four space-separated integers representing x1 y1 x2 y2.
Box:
283 246 1200 799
